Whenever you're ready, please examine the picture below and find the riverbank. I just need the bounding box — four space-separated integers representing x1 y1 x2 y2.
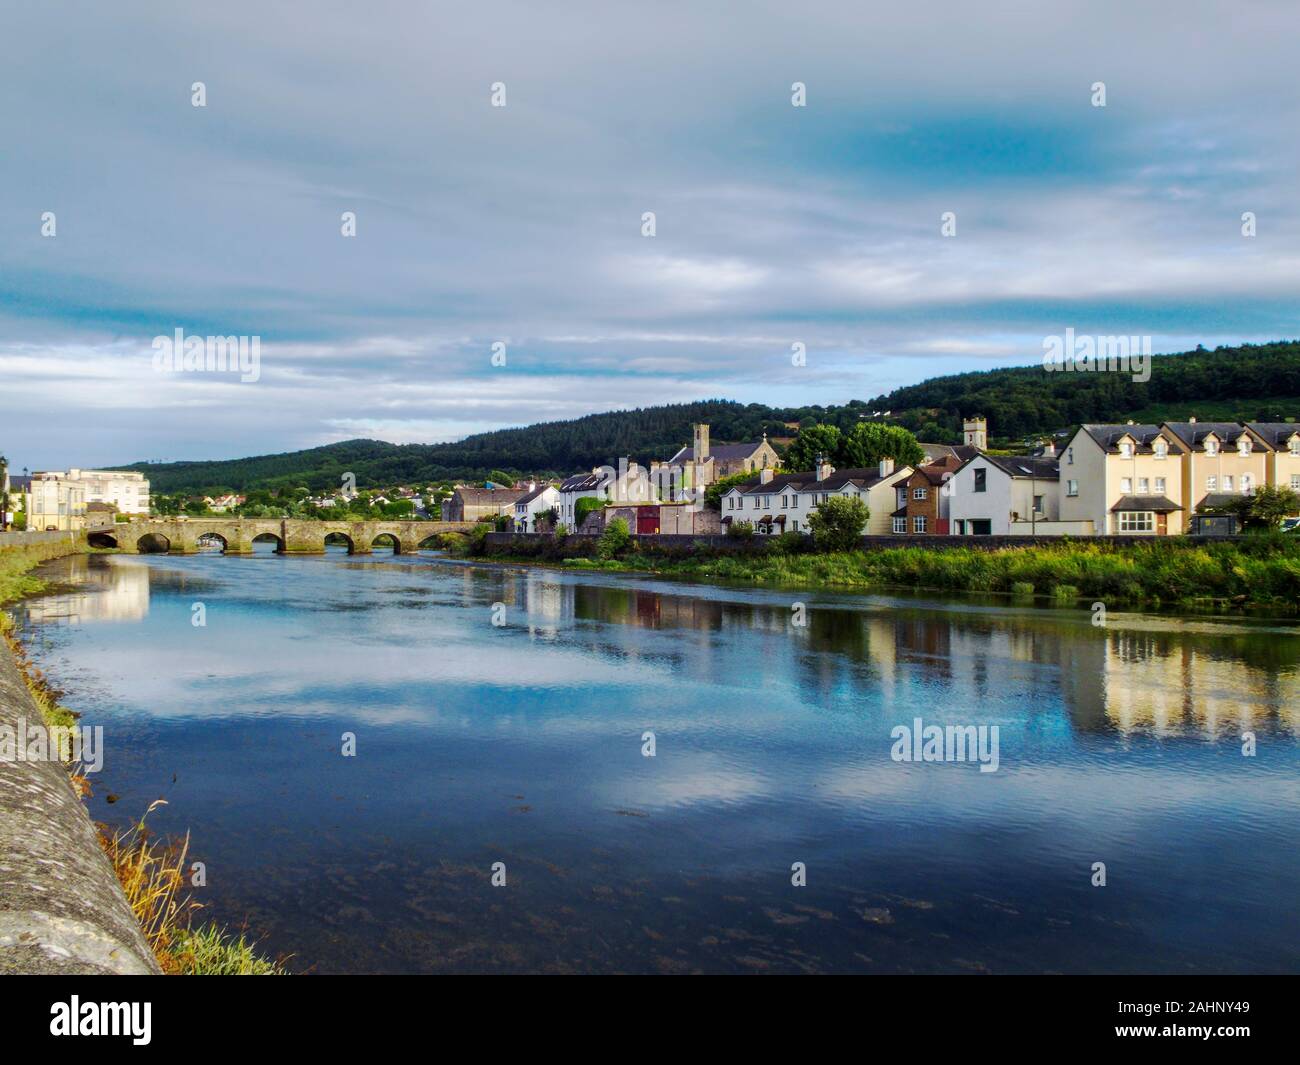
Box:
474 533 1300 615
0 541 286 975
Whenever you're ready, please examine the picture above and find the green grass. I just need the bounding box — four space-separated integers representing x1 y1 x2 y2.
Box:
532 535 1300 613
164 925 288 975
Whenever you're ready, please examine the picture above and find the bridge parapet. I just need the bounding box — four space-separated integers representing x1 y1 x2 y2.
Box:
102 518 475 555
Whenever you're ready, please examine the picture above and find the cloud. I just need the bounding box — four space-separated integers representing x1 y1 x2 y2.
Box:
2 1 1299 467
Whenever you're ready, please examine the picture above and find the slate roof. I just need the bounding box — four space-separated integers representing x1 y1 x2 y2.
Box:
667 441 768 464
1243 422 1300 450
1161 422 1247 451
1196 492 1249 512
1109 495 1182 513
979 455 1060 480
515 484 555 505
454 486 527 506
560 472 606 492
735 466 910 496
1078 424 1169 453
920 443 981 462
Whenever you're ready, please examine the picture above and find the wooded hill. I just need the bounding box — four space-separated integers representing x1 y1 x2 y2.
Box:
126 340 1300 494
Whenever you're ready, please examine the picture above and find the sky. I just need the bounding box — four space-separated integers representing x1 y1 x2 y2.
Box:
2 1 1299 471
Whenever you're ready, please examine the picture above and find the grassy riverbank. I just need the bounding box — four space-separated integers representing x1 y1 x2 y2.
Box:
481 534 1300 613
1 541 286 975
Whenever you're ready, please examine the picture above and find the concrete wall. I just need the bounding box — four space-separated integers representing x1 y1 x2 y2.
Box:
0 530 83 550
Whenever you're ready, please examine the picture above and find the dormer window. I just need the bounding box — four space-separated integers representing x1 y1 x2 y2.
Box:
1290 437 1300 456
1205 438 1219 456
1154 440 1167 459
1238 438 1251 456
1119 441 1133 458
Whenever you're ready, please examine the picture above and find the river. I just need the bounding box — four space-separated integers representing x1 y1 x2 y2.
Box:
11 547 1300 973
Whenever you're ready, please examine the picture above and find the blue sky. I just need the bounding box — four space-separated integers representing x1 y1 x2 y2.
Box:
2 1 1298 470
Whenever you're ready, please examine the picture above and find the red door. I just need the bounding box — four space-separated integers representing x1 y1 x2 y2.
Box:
636 507 660 535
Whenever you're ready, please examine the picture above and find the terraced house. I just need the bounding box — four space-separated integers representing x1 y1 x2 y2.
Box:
1057 424 1186 535
720 457 912 536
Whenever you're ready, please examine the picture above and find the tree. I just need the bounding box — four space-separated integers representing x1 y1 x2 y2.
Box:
1215 485 1300 530
704 471 760 511
783 424 842 472
806 494 870 551
574 496 605 528
839 423 925 469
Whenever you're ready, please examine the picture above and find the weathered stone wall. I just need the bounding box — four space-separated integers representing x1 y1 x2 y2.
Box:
1 537 158 974
100 518 475 555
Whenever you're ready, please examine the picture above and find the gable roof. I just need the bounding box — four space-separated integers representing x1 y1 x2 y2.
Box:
1161 422 1247 450
736 466 911 496
912 454 965 485
667 441 767 464
516 484 555 505
920 443 981 462
1077 424 1170 453
454 486 527 506
559 472 606 492
1243 422 1300 450
972 455 1060 481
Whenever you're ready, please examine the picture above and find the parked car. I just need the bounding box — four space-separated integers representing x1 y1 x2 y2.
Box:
1281 517 1300 534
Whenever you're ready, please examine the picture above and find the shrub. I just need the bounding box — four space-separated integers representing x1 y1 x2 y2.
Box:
574 496 606 528
1011 581 1035 596
807 495 870 552
727 520 755 541
597 517 631 560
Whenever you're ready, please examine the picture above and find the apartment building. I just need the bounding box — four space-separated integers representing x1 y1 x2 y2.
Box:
67 468 151 515
1243 422 1300 496
25 471 88 531
1159 421 1268 523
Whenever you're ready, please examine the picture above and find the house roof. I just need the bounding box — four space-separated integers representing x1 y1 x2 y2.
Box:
1243 422 1300 450
920 443 981 462
913 454 965 485
1109 494 1182 513
1196 492 1248 512
978 455 1060 481
560 472 605 492
516 484 555 505
667 441 767 464
1078 424 1170 453
1160 422 1247 450
735 466 910 496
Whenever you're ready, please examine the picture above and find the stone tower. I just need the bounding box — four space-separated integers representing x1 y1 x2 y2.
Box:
692 423 710 461
963 416 987 451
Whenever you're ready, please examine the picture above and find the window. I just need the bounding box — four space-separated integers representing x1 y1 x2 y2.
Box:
1293 475 1300 491
1120 478 1132 493
1154 440 1167 459
1238 438 1251 456
954 520 966 535
753 497 760 509
1289 438 1300 456
1119 442 1133 458
1223 475 1234 491
1205 438 1219 456
1206 476 1217 491
1155 477 1166 493
781 495 788 508
1033 495 1044 513
1067 447 1074 465
973 468 987 493
1137 477 1149 493
892 516 906 534
1067 479 1078 497
913 515 927 533
1118 511 1154 533
913 486 927 500
1241 474 1253 494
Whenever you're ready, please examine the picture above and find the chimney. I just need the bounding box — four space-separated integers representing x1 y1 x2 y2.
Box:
816 453 834 482
760 467 774 485
1189 416 1197 424
692 423 710 462
528 481 536 492
963 416 987 450
878 457 895 477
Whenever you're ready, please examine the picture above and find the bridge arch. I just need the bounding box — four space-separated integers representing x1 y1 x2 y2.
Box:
250 532 285 553
87 531 119 549
324 531 355 554
371 533 401 554
196 532 228 553
136 532 171 554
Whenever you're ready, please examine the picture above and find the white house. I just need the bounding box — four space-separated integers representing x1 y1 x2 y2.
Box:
720 458 913 536
948 454 1061 535
557 470 610 529
513 483 560 532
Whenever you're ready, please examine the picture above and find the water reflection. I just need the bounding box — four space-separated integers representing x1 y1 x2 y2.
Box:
21 554 151 623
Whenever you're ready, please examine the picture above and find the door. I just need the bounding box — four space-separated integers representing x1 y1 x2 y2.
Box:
636 507 660 535
1157 512 1168 536
971 519 992 536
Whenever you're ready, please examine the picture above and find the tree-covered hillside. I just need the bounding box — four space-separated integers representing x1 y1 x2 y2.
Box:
125 341 1300 493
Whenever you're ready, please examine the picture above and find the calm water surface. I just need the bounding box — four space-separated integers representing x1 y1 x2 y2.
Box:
14 548 1300 973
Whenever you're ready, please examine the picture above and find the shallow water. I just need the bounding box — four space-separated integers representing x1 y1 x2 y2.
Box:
12 548 1300 973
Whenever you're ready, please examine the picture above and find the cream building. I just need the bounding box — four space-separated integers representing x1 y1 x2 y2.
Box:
1244 422 1300 498
68 468 151 515
25 472 88 531
1159 421 1268 519
1057 424 1186 535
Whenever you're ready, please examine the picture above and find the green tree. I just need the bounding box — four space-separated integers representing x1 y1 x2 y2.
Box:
806 494 870 551
597 517 631 559
783 424 842 472
704 471 760 511
574 496 606 528
1216 485 1300 530
839 423 925 469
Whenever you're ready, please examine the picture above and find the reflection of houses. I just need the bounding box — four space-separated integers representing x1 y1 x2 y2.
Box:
20 556 150 623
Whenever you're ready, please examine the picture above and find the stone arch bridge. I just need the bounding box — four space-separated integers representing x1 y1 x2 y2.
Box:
88 518 476 555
